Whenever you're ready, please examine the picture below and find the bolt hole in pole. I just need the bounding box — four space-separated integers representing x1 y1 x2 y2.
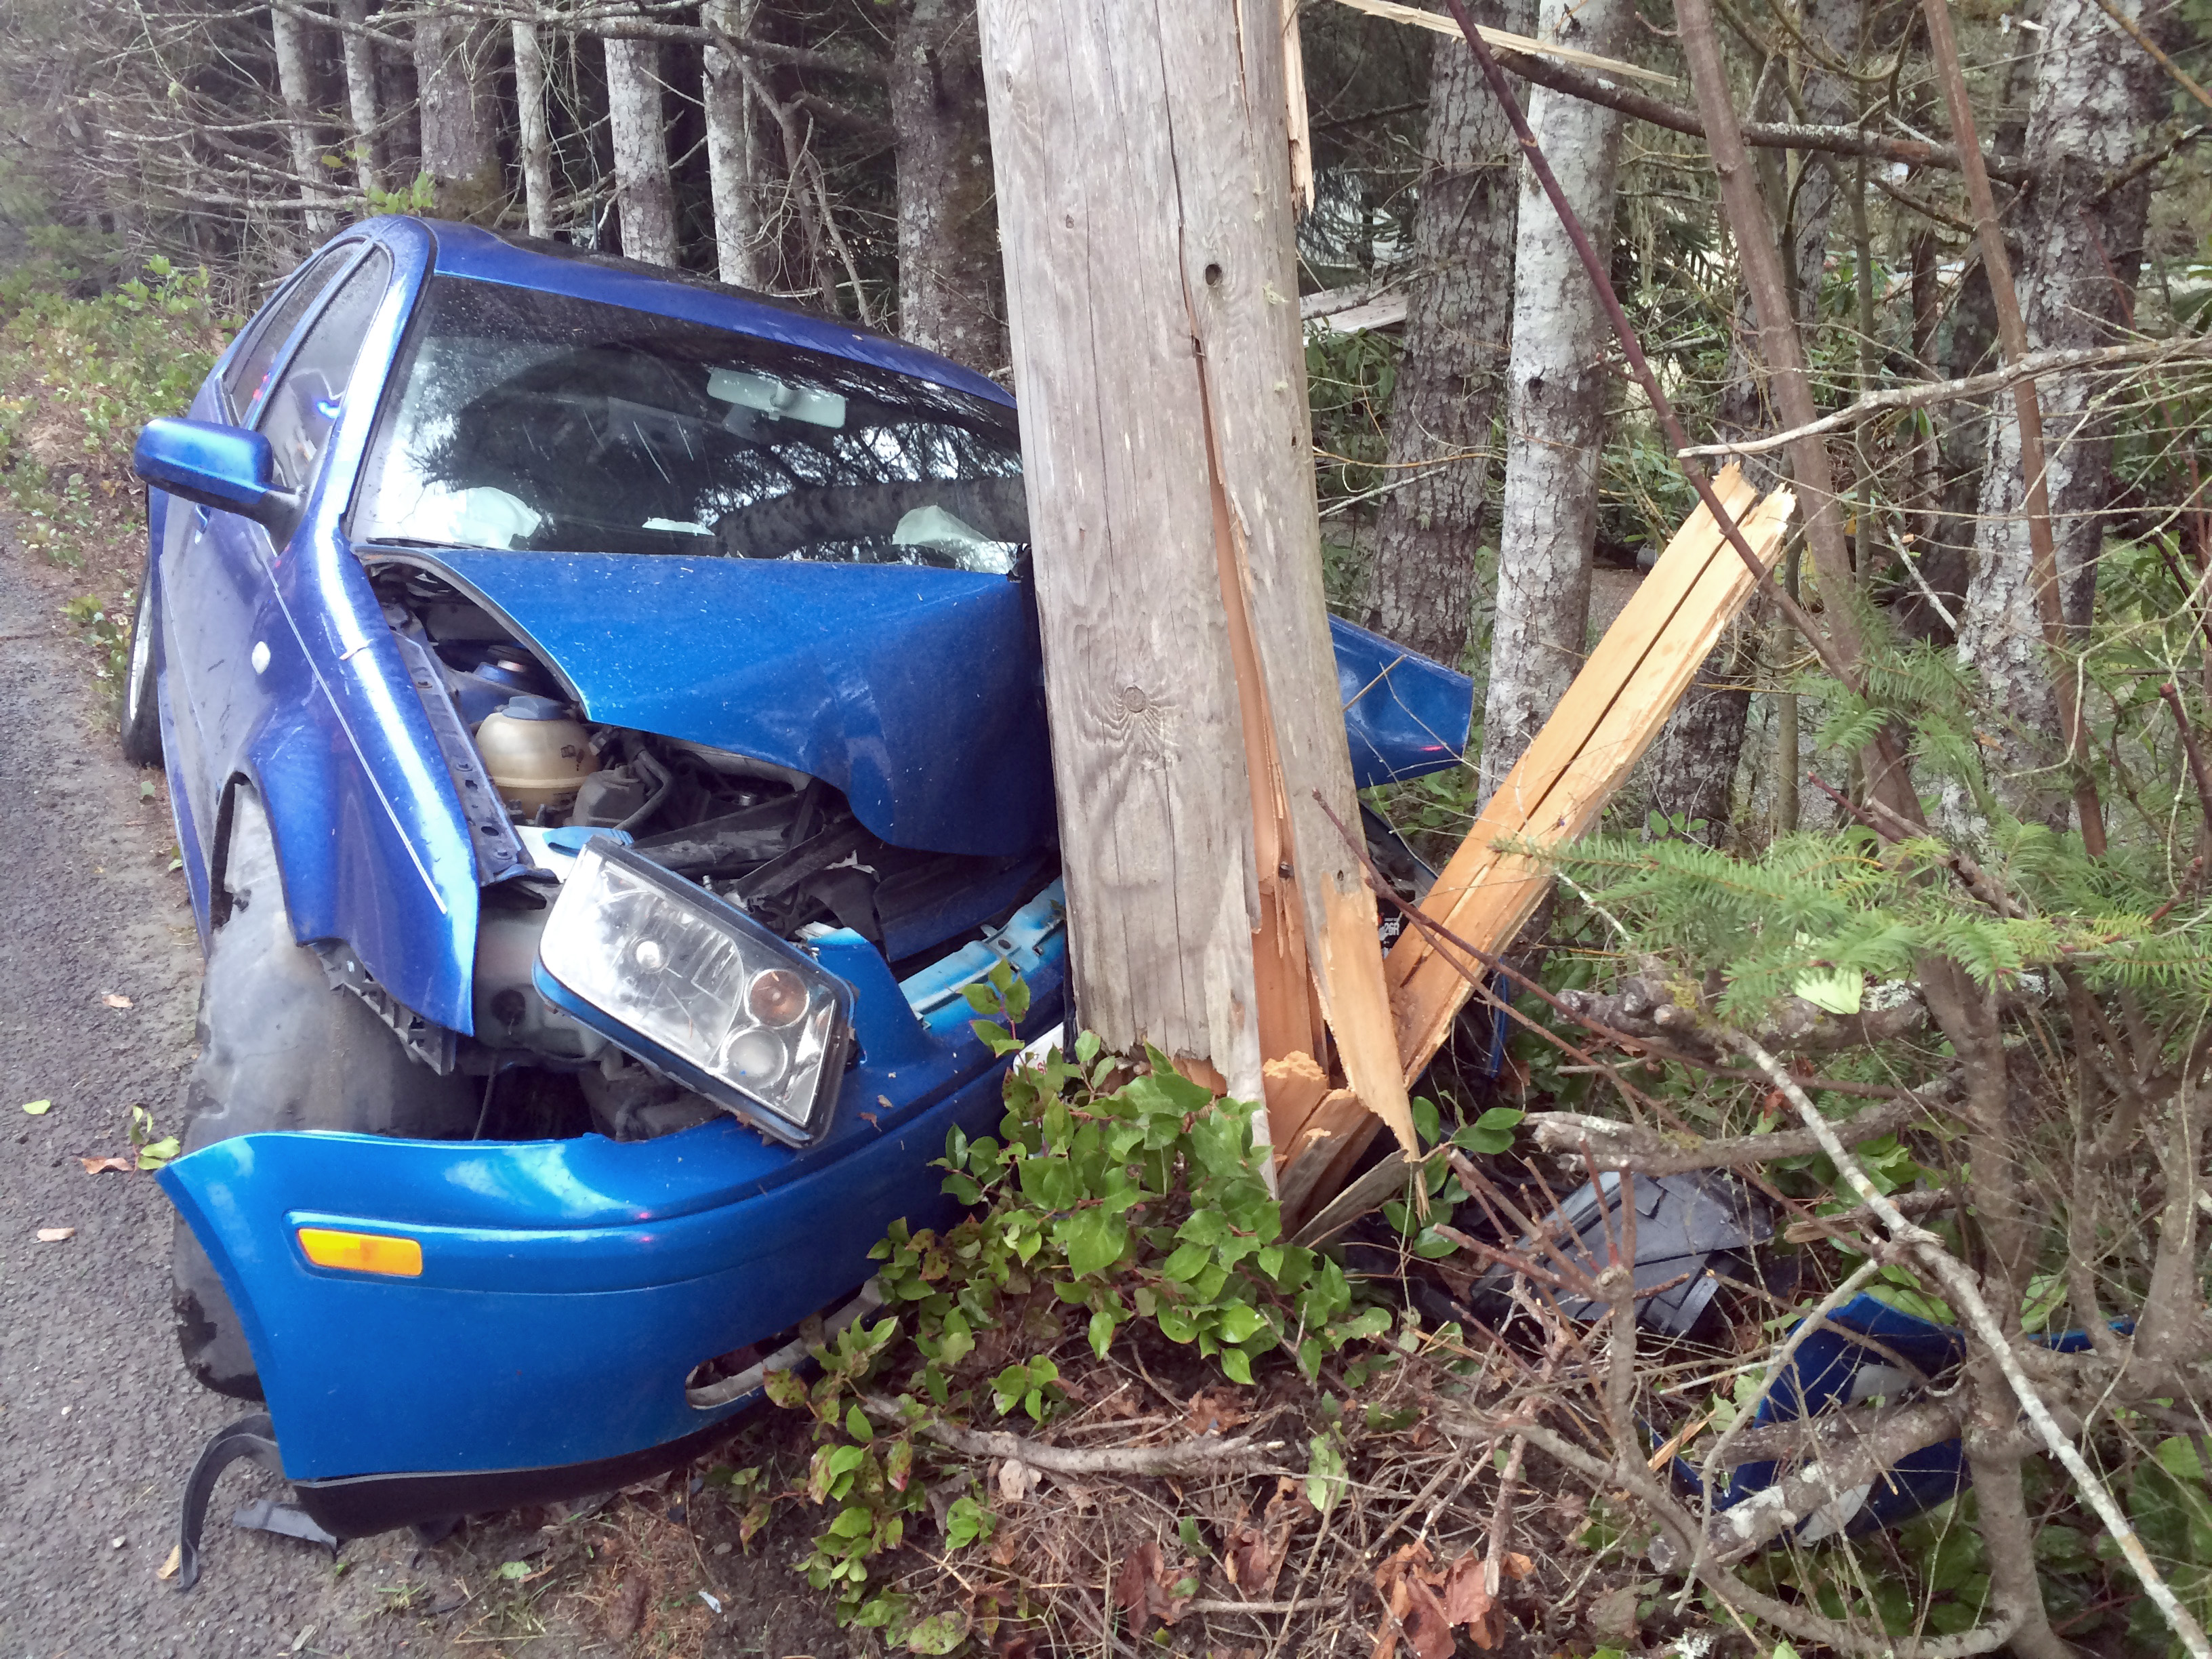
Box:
1203 262 1223 286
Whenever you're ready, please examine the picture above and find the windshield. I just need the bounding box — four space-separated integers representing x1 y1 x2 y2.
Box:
353 275 1029 571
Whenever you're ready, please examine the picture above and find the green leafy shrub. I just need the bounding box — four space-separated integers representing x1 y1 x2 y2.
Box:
761 1021 1395 1635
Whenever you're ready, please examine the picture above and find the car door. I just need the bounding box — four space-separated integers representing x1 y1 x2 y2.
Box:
160 244 391 866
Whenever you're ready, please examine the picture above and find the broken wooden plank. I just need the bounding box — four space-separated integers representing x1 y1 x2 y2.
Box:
1273 472 1793 1225
1388 482 1794 1080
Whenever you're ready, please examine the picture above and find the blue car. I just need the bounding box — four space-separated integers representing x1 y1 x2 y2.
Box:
127 216 1473 1542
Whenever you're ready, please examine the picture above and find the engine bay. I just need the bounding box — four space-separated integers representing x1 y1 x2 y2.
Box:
364 558 1058 1144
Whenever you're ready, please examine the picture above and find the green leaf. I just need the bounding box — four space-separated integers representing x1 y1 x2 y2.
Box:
905 1610 970 1654
1160 1240 1211 1281
845 1403 874 1443
1216 1302 1267 1344
1059 1208 1127 1277
1306 1434 1347 1515
1088 1307 1119 1358
136 1136 180 1170
19 1099 50 1115
497 1560 531 1581
1220 1346 1254 1385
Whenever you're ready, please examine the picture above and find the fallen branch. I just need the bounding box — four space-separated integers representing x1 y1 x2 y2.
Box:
859 1397 1284 1476
1704 1398 1970 1561
1525 1094 1925 1174
1675 336 2212 459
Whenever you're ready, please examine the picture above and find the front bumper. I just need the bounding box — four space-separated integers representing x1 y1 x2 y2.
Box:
159 896 1065 1530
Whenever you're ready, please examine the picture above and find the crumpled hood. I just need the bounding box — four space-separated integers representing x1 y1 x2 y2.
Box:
432 553 1471 858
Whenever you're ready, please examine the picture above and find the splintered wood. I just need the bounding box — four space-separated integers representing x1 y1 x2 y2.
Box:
1274 468 1794 1221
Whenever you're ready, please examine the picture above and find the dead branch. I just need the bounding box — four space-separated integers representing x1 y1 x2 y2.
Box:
1704 1398 1969 1561
859 1397 1284 1475
1525 1093 1925 1173
1556 970 1929 1057
1676 337 2212 459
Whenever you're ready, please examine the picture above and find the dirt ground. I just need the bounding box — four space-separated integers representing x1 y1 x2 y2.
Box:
0 526 855 1659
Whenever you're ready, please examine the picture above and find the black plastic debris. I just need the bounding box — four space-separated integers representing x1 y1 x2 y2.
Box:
1464 1170 1774 1336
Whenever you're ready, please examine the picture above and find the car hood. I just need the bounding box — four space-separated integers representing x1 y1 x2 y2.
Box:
430 552 1470 858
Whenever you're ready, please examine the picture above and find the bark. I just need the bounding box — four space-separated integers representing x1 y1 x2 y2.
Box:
377 20 420 184
413 16 501 224
512 20 554 238
270 6 337 238
1477 0 1628 804
1957 0 2160 819
1650 0 1862 839
337 0 385 199
703 0 766 287
1366 14 1522 670
890 0 1006 372
606 36 680 265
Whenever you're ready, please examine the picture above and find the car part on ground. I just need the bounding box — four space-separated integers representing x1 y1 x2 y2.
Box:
1459 1170 1776 1337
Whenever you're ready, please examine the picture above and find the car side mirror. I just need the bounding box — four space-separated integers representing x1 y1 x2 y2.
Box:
132 418 298 529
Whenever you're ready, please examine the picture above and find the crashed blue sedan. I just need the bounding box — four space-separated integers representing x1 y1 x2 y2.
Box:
126 215 1472 1542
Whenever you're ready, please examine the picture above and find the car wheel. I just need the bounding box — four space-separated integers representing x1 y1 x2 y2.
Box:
172 787 476 1399
119 571 163 766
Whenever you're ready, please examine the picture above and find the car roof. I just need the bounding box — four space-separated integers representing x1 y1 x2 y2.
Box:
386 217 1012 410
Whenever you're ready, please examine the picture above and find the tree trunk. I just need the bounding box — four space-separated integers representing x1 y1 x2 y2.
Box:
1365 21 1521 670
1476 0 1627 804
891 0 1007 373
703 0 766 287
606 36 680 266
413 16 501 224
512 21 554 238
270 7 337 239
337 0 385 199
377 20 420 186
1652 0 1862 840
977 0 1414 1166
1957 0 2158 817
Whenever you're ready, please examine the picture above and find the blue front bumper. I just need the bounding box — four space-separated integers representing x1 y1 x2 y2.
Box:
159 895 1066 1523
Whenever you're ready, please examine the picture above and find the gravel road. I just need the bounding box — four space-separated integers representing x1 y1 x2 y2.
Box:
0 537 487 1658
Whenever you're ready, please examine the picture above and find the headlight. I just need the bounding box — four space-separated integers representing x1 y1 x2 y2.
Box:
532 840 853 1145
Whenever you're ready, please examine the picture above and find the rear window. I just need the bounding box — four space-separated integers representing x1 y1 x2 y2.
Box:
353 276 1027 570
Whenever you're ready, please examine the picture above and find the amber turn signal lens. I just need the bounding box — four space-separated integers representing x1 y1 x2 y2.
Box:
297 1227 424 1277
747 967 809 1027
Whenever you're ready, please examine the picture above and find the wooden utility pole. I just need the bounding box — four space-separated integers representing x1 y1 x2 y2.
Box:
977 0 1414 1193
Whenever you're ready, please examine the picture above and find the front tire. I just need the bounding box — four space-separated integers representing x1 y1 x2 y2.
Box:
120 572 163 766
172 787 476 1398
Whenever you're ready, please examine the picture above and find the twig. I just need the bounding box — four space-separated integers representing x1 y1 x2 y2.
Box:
2159 682 2212 832
1722 1031 2212 1659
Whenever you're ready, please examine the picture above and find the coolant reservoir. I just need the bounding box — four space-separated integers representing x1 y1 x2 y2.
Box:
476 695 597 815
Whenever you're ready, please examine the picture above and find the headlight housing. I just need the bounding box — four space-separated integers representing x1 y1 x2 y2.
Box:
532 840 853 1145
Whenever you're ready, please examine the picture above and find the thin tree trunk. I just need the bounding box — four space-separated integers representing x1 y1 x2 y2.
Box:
890 0 1006 372
1477 0 1628 804
271 7 337 238
413 16 501 224
1365 15 1522 670
1957 0 2159 820
377 22 420 186
1652 0 1862 840
337 0 385 199
512 20 554 238
606 36 679 265
703 0 766 287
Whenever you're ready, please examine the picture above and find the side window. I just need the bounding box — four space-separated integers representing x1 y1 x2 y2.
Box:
257 249 392 493
221 249 352 417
